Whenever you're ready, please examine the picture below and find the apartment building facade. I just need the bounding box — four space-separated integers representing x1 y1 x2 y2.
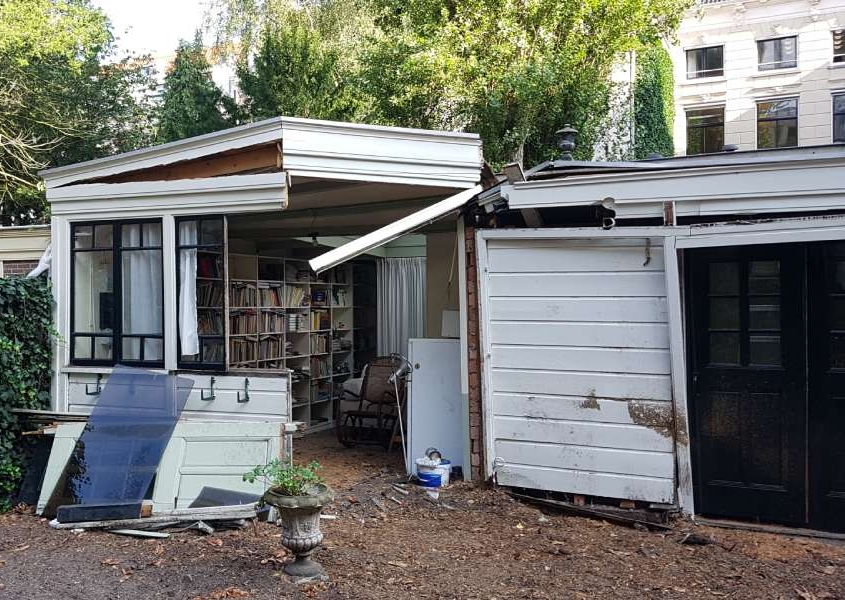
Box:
669 0 845 155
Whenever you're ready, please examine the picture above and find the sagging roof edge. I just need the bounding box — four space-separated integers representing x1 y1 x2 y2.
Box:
309 184 484 273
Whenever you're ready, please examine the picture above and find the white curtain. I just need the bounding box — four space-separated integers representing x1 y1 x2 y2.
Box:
178 222 199 356
122 224 164 359
377 257 426 356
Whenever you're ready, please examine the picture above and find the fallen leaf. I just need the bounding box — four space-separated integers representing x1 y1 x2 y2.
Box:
796 588 817 600
821 566 836 575
387 560 408 568
515 523 525 530
10 544 29 552
206 538 224 548
153 543 165 556
100 558 121 566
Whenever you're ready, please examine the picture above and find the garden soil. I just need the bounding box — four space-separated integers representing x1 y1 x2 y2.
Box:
1 431 844 600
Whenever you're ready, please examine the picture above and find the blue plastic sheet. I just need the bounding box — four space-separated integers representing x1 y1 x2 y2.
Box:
45 366 192 515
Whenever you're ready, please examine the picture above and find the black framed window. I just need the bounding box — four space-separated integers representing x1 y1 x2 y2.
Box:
757 98 798 149
835 94 845 143
686 106 725 155
686 46 724 79
757 37 797 71
71 220 164 366
833 29 844 64
176 216 226 369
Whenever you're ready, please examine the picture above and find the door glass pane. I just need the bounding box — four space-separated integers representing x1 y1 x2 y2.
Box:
73 250 114 335
710 332 740 364
749 260 780 294
710 297 740 329
750 334 781 366
749 297 781 330
831 335 845 369
709 262 740 294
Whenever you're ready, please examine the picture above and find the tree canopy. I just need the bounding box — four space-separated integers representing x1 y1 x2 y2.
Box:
157 34 236 143
0 0 156 224
210 0 691 169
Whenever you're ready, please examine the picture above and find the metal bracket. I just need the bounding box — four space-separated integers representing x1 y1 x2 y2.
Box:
85 374 102 396
200 377 216 401
237 378 250 403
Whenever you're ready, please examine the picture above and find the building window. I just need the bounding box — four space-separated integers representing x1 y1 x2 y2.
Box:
71 220 164 366
686 46 724 79
757 37 797 71
834 94 845 143
176 216 226 369
835 30 845 64
686 107 725 155
757 98 798 149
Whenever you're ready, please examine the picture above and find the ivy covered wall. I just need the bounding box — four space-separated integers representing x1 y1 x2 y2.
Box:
633 44 675 159
0 277 52 508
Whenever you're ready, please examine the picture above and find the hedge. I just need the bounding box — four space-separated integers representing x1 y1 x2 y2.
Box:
0 276 53 508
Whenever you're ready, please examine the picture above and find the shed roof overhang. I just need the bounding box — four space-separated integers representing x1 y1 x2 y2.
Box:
41 117 483 221
501 145 845 220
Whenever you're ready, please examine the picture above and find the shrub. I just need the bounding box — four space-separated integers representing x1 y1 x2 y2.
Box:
243 460 324 496
0 276 53 508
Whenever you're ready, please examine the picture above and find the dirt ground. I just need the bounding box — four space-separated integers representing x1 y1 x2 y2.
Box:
1 431 844 600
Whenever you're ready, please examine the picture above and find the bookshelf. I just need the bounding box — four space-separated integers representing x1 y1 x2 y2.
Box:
226 254 363 430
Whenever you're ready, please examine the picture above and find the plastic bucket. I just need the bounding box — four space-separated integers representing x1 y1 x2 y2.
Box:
416 458 451 488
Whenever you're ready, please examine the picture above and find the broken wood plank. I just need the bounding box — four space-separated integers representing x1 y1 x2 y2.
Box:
159 504 258 518
51 516 182 530
508 492 673 532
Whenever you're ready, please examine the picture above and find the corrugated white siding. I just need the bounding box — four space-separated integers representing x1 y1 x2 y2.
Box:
481 236 675 503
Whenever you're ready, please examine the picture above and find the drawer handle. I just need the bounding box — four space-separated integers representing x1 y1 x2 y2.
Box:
237 378 250 403
85 374 103 396
201 377 216 402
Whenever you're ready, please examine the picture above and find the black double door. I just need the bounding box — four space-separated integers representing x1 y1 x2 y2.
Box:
688 243 845 532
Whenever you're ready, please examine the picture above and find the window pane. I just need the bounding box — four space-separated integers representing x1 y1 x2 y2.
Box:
710 332 740 364
121 223 141 247
93 337 112 360
835 30 845 62
123 337 141 360
776 119 798 147
144 338 164 361
143 223 162 247
710 262 740 294
94 224 113 248
74 226 93 249
74 337 92 360
704 125 725 154
750 335 781 365
74 250 114 333
687 127 704 155
121 250 163 335
758 120 776 149
834 114 845 144
706 46 724 74
758 40 775 69
687 46 723 78
200 219 223 245
179 220 199 245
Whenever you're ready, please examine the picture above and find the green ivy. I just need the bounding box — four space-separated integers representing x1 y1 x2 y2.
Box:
0 276 53 509
633 44 675 160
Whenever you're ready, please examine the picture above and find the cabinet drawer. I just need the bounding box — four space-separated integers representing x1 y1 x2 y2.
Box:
179 374 290 419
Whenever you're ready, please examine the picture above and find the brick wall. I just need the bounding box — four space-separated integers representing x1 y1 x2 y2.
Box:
2 260 38 277
465 223 485 481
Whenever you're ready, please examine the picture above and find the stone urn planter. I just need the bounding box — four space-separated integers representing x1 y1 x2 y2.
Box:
262 483 334 580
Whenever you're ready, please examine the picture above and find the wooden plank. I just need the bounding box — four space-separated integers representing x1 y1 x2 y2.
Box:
488 271 666 297
489 297 668 323
487 244 664 273
495 439 674 479
492 393 672 427
492 415 674 453
489 322 670 349
497 463 675 503
491 369 673 402
491 345 671 375
93 144 282 183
